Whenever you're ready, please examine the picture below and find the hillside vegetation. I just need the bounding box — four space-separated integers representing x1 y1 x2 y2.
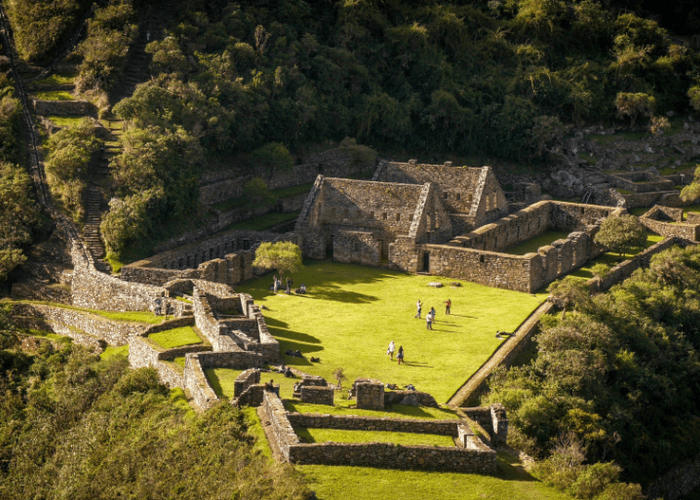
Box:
485 244 700 493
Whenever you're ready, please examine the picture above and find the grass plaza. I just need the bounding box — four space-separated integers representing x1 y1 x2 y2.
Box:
236 260 546 404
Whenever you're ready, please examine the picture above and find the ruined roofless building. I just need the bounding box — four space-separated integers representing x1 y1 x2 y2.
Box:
295 160 507 266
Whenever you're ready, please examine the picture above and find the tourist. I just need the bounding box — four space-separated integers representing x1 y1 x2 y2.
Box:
415 300 422 319
426 311 433 330
444 298 451 315
153 297 162 316
430 307 436 323
397 346 404 365
387 340 395 360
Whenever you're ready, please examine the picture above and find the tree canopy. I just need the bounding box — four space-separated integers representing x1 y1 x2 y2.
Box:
594 215 647 257
253 241 302 277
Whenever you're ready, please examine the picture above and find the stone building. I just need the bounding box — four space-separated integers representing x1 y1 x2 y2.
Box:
295 161 507 266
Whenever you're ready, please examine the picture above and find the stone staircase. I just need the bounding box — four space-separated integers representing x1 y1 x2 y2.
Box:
109 0 176 105
83 184 105 257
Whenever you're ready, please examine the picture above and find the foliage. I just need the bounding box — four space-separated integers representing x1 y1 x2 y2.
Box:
593 215 647 257
614 92 655 127
243 177 277 207
4 0 92 61
486 245 700 484
252 241 302 277
648 114 670 135
44 118 102 222
547 277 591 319
250 142 294 175
0 162 39 281
75 0 138 93
0 346 310 499
0 96 22 164
681 165 700 202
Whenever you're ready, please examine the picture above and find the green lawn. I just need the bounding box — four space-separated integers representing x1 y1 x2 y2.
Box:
100 345 129 360
14 300 165 324
299 462 574 500
503 230 571 255
47 115 85 128
212 196 250 212
205 368 244 400
227 211 299 231
568 232 664 281
148 326 202 349
296 427 455 446
262 369 299 399
34 72 77 85
272 182 314 198
33 90 74 100
285 399 459 420
237 261 545 403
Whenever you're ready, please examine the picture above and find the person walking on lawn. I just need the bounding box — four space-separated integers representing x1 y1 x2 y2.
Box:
397 346 404 365
444 298 451 315
415 300 422 319
387 340 396 361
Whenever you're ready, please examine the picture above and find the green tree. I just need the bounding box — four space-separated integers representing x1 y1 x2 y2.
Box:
593 215 647 257
243 177 277 207
253 241 302 277
680 165 700 202
614 92 655 127
0 162 39 281
547 277 592 319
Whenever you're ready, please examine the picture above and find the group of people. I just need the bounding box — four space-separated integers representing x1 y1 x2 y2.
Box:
386 340 404 364
415 299 451 330
271 275 306 294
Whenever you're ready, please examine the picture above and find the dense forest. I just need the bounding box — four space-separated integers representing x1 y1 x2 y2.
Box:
7 0 700 260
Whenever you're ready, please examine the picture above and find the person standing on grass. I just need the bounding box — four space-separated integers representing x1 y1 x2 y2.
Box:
430 306 436 323
397 346 404 365
426 310 433 330
387 340 396 361
444 298 451 315
415 300 422 319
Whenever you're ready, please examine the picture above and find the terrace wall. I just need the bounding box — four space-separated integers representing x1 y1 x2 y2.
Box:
33 98 91 115
286 413 460 436
183 353 220 410
11 302 145 346
121 230 295 287
640 206 700 241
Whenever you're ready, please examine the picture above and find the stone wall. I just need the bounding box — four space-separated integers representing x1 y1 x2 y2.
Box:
263 390 300 461
234 368 261 398
198 147 373 206
183 352 220 410
588 237 687 293
333 231 381 266
287 442 496 473
71 245 165 312
121 229 295 287
299 386 334 405
355 379 385 410
688 212 700 224
463 404 509 445
12 302 145 346
287 413 460 436
33 98 92 116
640 206 700 241
194 351 263 370
384 390 438 407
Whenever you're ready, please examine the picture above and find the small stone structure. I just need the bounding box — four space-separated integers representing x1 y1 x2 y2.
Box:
300 386 334 405
32 98 92 116
261 391 498 473
293 375 328 398
640 205 700 241
462 404 510 445
353 378 385 410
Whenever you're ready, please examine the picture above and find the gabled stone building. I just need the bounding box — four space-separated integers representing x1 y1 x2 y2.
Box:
295 161 507 266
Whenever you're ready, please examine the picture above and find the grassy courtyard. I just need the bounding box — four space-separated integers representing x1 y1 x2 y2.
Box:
236 261 545 403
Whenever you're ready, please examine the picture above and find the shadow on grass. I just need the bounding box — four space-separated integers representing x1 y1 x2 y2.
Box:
401 360 434 368
497 452 537 482
271 328 322 344
299 285 379 304
204 370 226 400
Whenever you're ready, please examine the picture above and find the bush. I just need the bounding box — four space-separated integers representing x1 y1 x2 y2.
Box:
44 119 102 222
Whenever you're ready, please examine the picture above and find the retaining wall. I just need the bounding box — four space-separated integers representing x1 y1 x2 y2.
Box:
33 98 92 115
12 302 145 346
287 413 460 436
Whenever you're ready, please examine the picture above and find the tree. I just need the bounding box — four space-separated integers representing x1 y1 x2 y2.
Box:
0 162 39 281
594 215 647 258
680 165 700 202
614 92 655 127
547 276 592 319
253 241 302 277
243 177 277 207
